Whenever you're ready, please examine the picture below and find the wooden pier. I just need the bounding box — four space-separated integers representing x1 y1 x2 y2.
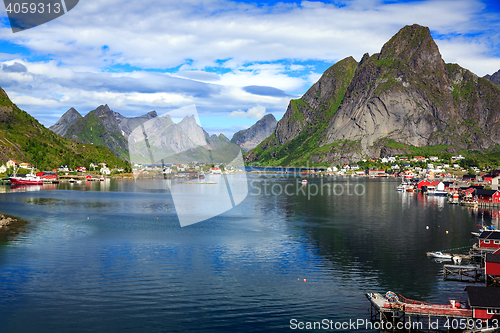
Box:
443 265 484 282
366 292 473 332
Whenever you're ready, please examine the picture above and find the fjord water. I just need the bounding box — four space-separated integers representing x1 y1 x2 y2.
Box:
0 175 484 332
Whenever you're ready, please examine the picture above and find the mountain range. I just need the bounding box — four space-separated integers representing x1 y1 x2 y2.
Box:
50 105 277 160
246 24 500 166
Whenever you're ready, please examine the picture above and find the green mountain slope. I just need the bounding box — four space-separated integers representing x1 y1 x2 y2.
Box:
65 105 130 160
245 56 358 166
0 88 129 170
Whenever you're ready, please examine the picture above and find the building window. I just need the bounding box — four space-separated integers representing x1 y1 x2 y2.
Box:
495 241 500 245
487 308 500 314
484 240 491 244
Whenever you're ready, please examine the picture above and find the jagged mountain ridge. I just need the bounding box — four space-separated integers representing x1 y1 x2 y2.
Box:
246 24 500 166
52 106 249 161
230 114 277 152
128 115 240 164
63 105 131 160
49 107 82 136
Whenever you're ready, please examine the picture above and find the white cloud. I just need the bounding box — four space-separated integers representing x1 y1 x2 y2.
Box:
0 0 498 128
229 105 266 119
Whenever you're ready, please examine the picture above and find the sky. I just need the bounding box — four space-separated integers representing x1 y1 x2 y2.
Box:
0 0 500 138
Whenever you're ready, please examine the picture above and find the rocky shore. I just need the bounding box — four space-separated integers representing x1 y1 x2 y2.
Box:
0 213 17 229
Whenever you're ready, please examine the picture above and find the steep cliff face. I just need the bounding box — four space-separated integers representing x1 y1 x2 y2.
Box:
245 56 358 165
321 24 500 160
49 107 82 136
246 24 500 166
231 114 277 151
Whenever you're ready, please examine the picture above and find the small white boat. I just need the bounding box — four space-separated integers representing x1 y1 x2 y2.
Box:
427 190 447 196
396 183 409 191
69 178 76 183
426 251 453 259
301 180 307 185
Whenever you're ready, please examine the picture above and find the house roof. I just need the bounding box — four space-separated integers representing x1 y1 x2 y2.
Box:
479 231 500 240
474 189 499 196
466 286 500 308
486 252 500 264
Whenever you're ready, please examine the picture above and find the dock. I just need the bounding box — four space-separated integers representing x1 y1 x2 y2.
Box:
443 265 484 282
366 292 473 332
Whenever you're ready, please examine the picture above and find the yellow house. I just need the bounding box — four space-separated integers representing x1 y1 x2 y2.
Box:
19 162 31 169
6 160 16 168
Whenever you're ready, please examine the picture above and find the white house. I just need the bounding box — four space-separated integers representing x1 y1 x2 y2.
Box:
429 156 439 161
0 165 6 173
452 155 465 160
100 167 111 175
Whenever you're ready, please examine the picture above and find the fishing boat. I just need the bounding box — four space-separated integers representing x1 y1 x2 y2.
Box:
9 168 43 185
301 179 307 185
471 226 499 237
426 251 453 259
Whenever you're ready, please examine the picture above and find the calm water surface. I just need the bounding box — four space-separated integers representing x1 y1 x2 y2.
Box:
0 175 489 332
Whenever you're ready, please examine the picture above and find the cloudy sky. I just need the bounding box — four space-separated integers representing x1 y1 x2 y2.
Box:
0 0 499 138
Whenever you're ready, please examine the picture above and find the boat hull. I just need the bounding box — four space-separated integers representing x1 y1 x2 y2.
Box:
9 177 43 185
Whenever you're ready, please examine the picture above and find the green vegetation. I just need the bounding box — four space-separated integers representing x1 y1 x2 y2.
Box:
0 88 129 171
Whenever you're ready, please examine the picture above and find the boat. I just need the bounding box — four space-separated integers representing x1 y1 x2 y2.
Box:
447 192 459 204
69 178 76 183
427 189 447 196
9 168 43 185
301 180 307 184
471 226 499 237
396 182 409 191
366 291 472 318
426 251 453 259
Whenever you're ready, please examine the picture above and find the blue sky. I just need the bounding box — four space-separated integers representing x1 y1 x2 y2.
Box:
0 0 499 138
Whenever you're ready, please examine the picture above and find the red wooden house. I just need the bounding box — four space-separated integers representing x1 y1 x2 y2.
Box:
417 180 430 189
474 189 500 203
36 171 58 181
466 286 500 320
485 250 500 283
477 231 500 249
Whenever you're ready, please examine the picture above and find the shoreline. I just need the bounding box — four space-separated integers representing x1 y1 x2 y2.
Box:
0 212 29 243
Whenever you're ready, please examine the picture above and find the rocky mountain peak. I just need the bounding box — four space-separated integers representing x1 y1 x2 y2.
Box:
93 104 112 117
48 107 82 136
485 69 500 87
231 113 278 152
379 24 443 71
